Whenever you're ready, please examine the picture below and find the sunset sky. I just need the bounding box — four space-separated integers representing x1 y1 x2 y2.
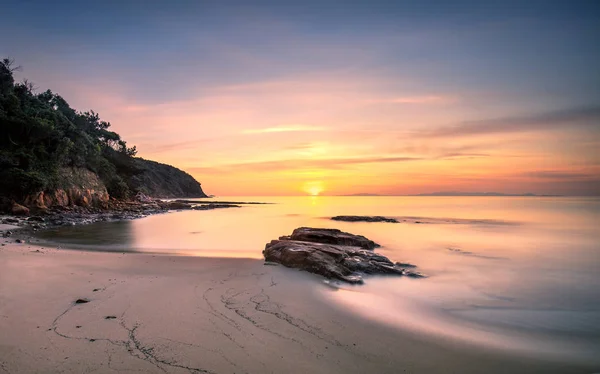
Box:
2 1 599 196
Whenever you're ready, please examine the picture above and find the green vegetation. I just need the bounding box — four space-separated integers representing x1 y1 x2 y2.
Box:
0 58 205 202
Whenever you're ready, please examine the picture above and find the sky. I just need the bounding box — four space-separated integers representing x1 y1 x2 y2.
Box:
2 0 600 196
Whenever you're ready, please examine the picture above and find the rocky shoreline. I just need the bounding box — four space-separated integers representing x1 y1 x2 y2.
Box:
1 195 247 242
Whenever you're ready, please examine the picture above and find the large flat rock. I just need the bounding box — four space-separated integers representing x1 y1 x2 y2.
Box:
331 215 398 223
279 227 379 250
263 228 422 284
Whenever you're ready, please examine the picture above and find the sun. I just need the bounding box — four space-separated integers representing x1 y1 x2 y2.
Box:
303 181 324 196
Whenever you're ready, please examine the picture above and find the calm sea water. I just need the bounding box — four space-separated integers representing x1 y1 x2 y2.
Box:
36 196 600 364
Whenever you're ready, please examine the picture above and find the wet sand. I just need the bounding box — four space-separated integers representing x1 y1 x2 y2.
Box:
0 235 594 373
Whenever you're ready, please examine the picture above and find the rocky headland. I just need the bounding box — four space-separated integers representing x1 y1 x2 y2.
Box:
0 58 209 223
263 227 423 284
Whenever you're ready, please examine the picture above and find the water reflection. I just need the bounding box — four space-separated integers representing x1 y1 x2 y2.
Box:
33 196 600 364
325 279 600 364
36 220 134 252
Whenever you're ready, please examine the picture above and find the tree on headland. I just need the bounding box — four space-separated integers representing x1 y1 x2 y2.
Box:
0 58 140 200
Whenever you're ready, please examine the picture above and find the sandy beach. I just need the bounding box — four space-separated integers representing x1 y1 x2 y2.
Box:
0 228 594 374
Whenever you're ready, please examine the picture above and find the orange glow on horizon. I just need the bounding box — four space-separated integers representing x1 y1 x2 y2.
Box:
48 73 599 197
303 181 325 196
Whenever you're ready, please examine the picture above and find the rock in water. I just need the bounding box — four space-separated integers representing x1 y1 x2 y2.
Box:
167 201 191 210
280 227 379 250
263 227 422 284
331 215 398 223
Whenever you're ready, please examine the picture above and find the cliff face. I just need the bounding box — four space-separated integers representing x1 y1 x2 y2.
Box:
125 158 207 199
4 161 206 213
22 168 109 208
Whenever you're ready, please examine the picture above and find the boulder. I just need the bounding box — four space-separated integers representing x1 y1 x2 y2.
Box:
51 190 70 207
24 191 48 210
263 228 422 284
135 192 154 203
280 227 379 250
11 202 30 216
331 215 398 223
79 195 90 207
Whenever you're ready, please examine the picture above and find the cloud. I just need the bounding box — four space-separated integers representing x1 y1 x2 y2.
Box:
421 106 600 137
280 142 318 150
189 155 423 174
521 170 598 180
436 152 491 159
242 125 327 134
143 139 214 153
385 95 455 104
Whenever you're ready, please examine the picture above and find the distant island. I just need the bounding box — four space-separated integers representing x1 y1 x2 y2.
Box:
0 58 207 215
339 192 560 197
413 192 560 197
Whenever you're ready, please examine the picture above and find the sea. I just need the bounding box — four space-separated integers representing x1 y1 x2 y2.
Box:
35 196 600 365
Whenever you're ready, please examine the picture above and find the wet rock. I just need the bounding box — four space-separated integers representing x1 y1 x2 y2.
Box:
15 239 24 243
192 203 241 210
263 227 424 284
280 227 379 250
27 216 45 222
167 201 191 210
331 215 398 223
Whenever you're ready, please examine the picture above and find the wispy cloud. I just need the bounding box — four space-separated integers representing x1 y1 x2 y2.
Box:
521 170 598 180
189 155 423 174
437 152 491 159
242 125 327 134
385 95 455 104
421 106 600 137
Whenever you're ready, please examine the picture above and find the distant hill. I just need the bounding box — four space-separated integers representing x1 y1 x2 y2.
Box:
414 192 556 197
338 192 558 197
127 158 207 198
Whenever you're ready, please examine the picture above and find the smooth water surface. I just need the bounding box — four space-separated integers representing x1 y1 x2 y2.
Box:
36 196 600 364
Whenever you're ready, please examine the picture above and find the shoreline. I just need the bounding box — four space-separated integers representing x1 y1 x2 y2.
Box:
1 233 595 373
0 195 263 248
